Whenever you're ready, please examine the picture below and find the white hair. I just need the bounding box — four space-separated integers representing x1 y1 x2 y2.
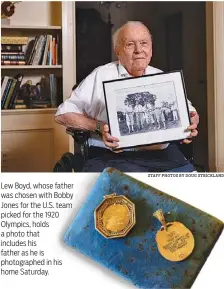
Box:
112 21 152 50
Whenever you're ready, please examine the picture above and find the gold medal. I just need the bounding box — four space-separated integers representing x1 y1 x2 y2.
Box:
153 209 195 262
94 193 136 239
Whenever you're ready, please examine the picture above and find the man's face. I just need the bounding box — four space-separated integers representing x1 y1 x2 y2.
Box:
116 24 152 75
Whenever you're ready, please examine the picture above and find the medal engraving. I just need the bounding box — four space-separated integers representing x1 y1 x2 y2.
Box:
154 210 195 261
156 222 195 261
95 193 136 238
102 204 130 232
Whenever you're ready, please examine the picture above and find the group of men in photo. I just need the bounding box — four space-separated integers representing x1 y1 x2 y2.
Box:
123 95 180 134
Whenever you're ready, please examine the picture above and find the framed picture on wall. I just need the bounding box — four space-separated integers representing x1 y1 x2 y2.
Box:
103 70 191 150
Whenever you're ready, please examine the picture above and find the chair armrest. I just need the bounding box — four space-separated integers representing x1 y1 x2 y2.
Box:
66 127 90 142
66 127 91 162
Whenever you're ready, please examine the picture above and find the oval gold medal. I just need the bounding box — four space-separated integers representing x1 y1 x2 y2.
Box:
153 210 195 262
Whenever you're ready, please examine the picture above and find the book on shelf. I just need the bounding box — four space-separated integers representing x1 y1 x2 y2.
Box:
3 78 17 109
1 76 10 96
30 100 52 109
1 74 24 109
1 74 62 109
1 44 23 52
32 35 46 65
12 99 27 109
1 34 60 66
1 52 26 61
42 35 51 65
1 60 26 65
13 104 27 109
1 77 13 108
1 37 29 45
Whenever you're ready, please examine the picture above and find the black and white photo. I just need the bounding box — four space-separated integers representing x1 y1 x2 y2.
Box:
103 71 191 150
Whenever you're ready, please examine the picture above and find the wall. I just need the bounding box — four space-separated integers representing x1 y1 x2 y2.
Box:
145 2 208 169
76 1 156 60
206 3 216 171
9 1 61 26
213 2 224 172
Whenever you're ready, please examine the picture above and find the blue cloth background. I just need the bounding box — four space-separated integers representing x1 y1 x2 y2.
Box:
64 168 223 289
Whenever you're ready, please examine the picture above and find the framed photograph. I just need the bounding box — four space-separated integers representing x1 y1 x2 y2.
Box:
103 70 191 150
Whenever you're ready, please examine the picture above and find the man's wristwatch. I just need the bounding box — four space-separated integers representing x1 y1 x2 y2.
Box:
95 121 102 136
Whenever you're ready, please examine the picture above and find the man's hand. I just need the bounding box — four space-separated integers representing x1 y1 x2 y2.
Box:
102 124 120 149
182 111 199 144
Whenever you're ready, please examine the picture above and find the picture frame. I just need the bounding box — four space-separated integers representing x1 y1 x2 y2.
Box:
103 70 191 150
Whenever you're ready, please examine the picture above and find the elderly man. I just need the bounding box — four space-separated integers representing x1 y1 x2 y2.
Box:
55 21 199 172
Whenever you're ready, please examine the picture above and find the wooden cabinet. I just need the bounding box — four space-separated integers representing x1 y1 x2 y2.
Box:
1 109 68 172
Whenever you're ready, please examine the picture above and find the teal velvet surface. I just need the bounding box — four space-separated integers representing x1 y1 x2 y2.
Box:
64 168 223 289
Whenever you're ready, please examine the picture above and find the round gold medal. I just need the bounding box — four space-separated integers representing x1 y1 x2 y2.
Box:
94 193 136 239
153 210 195 262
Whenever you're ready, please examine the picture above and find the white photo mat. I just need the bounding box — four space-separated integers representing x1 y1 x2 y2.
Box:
103 71 191 150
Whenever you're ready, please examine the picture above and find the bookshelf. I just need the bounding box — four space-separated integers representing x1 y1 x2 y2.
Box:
1 1 76 172
1 23 62 109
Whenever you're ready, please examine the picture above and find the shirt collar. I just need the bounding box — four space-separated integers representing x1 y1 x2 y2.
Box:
117 61 150 78
118 62 130 78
